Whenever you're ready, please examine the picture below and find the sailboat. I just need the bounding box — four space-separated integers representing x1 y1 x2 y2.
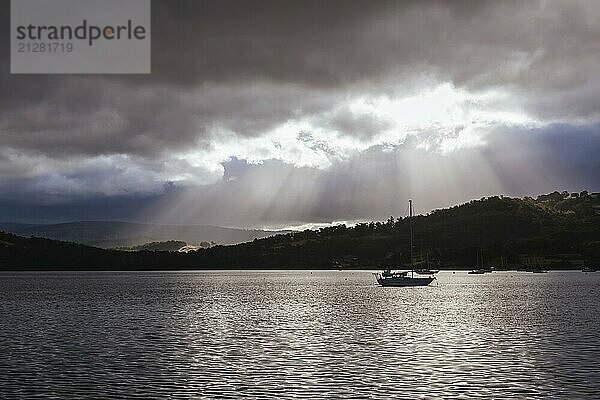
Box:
469 249 491 274
414 252 440 275
526 255 547 273
376 200 435 287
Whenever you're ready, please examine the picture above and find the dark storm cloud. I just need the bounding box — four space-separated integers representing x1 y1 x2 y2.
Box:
161 0 598 122
0 79 212 156
3 0 600 158
0 192 170 224
482 123 600 193
149 0 400 86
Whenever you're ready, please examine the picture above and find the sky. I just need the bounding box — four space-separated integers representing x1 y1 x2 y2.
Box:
1 0 599 228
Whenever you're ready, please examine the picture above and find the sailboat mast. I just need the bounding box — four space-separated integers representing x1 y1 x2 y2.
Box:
409 199 413 265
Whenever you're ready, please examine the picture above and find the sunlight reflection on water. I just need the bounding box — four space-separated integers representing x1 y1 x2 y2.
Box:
1 270 599 398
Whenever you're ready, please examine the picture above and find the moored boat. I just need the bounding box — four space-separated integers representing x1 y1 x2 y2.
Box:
468 250 491 274
376 269 434 287
376 200 435 287
468 269 486 274
414 268 440 275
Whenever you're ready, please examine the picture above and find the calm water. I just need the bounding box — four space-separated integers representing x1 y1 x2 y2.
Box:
1 271 599 399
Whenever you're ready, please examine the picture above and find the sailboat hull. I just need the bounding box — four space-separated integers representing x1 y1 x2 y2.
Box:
377 276 434 287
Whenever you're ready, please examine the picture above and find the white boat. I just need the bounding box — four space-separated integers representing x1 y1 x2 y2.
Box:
376 269 434 286
376 200 435 287
414 268 440 275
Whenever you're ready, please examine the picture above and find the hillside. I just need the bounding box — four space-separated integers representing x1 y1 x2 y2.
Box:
1 191 598 270
189 191 599 269
0 221 282 248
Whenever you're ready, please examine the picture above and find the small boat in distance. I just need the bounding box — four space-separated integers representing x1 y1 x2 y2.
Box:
414 268 440 275
376 200 435 287
468 249 491 274
525 256 547 273
582 266 597 273
468 269 486 274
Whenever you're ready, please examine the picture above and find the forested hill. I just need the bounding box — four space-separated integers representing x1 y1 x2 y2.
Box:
192 191 599 269
1 191 598 270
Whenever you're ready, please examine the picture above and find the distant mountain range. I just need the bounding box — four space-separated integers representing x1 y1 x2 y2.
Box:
0 221 283 248
116 240 190 252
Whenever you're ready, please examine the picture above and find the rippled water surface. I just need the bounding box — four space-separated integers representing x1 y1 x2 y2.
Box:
1 270 599 398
